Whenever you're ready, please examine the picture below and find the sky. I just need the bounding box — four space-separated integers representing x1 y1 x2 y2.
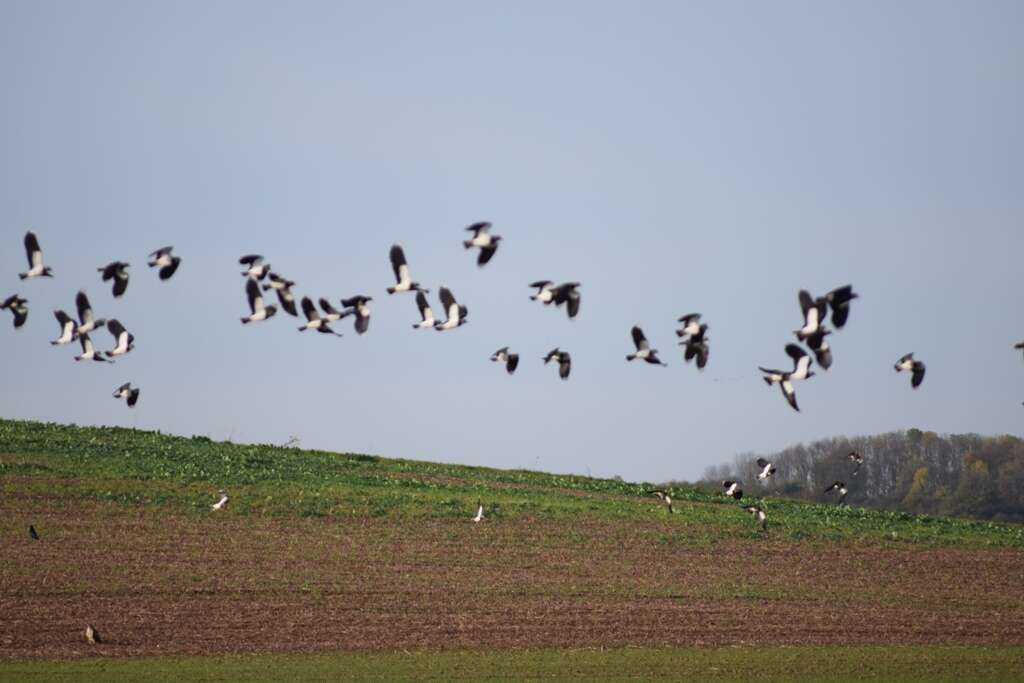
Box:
1 1 1021 483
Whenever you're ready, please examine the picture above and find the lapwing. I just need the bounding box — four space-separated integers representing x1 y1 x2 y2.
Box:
240 277 277 324
626 326 667 366
412 291 435 329
795 289 828 341
680 324 710 370
722 480 743 500
299 297 340 335
1 294 28 329
648 490 674 513
74 333 109 362
804 328 832 370
848 451 864 476
824 284 858 329
341 295 373 335
490 347 520 374
262 273 298 316
434 287 468 331
113 382 140 408
1016 341 1024 359
463 222 501 266
756 458 776 481
84 624 100 645
529 280 555 304
824 481 848 504
759 344 815 412
551 282 581 319
318 298 345 323
75 290 106 336
51 310 77 345
211 490 229 511
18 231 53 280
894 353 926 388
98 262 130 298
239 254 270 280
472 500 485 523
29 525 39 541
147 246 181 280
105 319 134 357
744 505 767 531
543 348 571 380
676 313 702 338
387 244 426 294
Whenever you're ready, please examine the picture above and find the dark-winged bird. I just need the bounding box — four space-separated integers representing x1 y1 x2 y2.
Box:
529 280 555 304
825 481 848 504
676 313 702 338
491 347 520 375
75 290 106 336
341 295 373 335
19 231 53 280
98 262 130 298
463 222 501 266
626 326 667 366
759 344 814 412
148 247 182 280
551 282 581 319
105 319 134 357
756 458 776 481
795 289 827 341
1 294 29 328
434 287 468 331
113 382 140 407
722 480 743 500
74 333 109 362
824 284 858 329
239 254 270 280
744 505 767 531
894 353 926 389
387 244 426 294
649 490 674 513
298 297 340 335
51 310 77 345
262 273 298 316
543 348 571 380
412 291 435 329
680 323 710 370
240 278 277 324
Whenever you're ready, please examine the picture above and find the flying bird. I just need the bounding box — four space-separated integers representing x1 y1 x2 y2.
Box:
98 262 130 298
1 294 28 328
239 254 270 280
543 348 572 380
147 246 182 281
472 500 485 523
648 490 674 514
756 458 776 481
1014 341 1024 359
74 333 109 362
262 273 298 316
759 344 815 412
824 285 858 329
240 277 277 324
722 480 743 500
113 382 140 408
387 245 426 294
680 323 710 370
744 505 767 531
804 328 832 370
317 298 346 323
894 353 926 389
463 222 501 266
434 287 468 331
490 347 520 375
19 231 53 280
676 313 702 338
29 525 39 541
105 319 134 357
626 326 667 366
412 291 435 329
848 451 864 476
298 297 340 335
211 490 229 511
51 310 77 345
84 624 101 645
824 481 848 504
551 282 581 319
795 289 828 341
75 291 105 336
341 295 373 335
529 280 555 304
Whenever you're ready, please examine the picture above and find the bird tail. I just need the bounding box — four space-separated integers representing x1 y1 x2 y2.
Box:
240 317 250 324
676 329 685 337
761 376 773 386
387 286 396 294
297 326 307 332
626 354 636 361
463 240 473 249
18 273 27 280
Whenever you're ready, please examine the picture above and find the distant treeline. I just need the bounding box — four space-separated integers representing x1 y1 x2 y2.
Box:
693 430 1024 522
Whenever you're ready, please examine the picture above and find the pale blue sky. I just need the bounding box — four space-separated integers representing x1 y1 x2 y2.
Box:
1 1 1021 482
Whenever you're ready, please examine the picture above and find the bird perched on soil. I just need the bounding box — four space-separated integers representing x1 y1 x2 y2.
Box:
649 490 674 513
472 500 484 523
744 505 767 531
211 490 229 511
85 624 100 644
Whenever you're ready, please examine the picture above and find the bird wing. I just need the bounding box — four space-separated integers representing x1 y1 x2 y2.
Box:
303 297 320 321
24 232 42 268
677 313 700 325
112 271 129 297
106 319 126 338
477 245 498 266
318 298 340 316
389 245 408 284
756 458 769 468
76 291 93 324
438 287 456 313
529 280 552 289
54 309 72 327
781 380 799 411
559 353 571 379
911 363 925 388
80 333 94 354
246 278 263 313
631 326 648 351
465 221 490 236
149 246 173 258
506 354 519 374
898 352 914 364
785 343 808 365
238 254 263 266
415 291 433 319
159 257 181 280
798 289 815 317
696 343 709 369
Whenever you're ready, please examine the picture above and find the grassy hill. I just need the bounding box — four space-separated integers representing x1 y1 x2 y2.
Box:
2 418 1024 681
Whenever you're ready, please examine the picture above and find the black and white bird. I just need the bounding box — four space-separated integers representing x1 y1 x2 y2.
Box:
848 451 864 476
239 254 270 280
211 490 229 511
29 525 39 541
894 353 926 389
490 347 520 375
84 624 100 645
648 490 674 513
543 348 571 380
434 287 468 331
98 262 130 298
680 323 710 370
472 500 485 523
113 382 140 408
240 277 277 324
262 273 298 316
317 298 345 323
387 245 426 294
147 246 181 281
75 290 106 336
722 480 743 500
463 222 501 266
19 231 53 280
105 320 134 358
824 481 848 504
51 310 77 345
626 326 667 366
1 294 29 329
529 280 556 304
551 282 582 319
1016 341 1024 359
676 313 702 339
756 458 776 481
744 505 768 531
824 285 858 329
341 295 373 335
759 344 815 412
299 297 340 335
74 333 109 362
804 328 832 371
412 291 436 329
795 289 828 341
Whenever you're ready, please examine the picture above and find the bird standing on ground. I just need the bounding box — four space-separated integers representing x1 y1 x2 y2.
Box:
263 273 298 316
543 348 572 380
211 490 229 511
98 262 130 298
19 231 53 280
412 291 435 329
113 382 140 408
472 500 484 523
626 326 667 366
84 624 100 645
722 480 743 500
490 347 519 375
147 246 181 281
1 295 28 328
744 505 767 531
649 490 674 513
51 310 77 345
75 291 105 336
463 222 501 266
825 481 848 504
756 458 776 481
341 295 373 335
434 287 468 331
240 278 277 324
894 353 926 388
105 320 134 357
759 344 815 412
387 245 426 294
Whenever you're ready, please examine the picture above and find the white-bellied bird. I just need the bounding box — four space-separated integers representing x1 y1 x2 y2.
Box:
299 297 340 335
105 319 134 357
824 481 848 504
434 287 468 331
848 451 864 477
263 273 298 316
75 290 106 336
626 326 667 366
824 284 858 329
759 344 815 412
722 480 743 500
490 347 520 374
529 280 555 304
98 262 130 298
544 348 571 380
795 289 828 341
113 382 140 408
19 231 53 280
744 505 767 531
649 490 674 513
211 490 229 511
148 246 182 281
387 244 426 294
341 295 373 335
676 313 702 339
241 277 277 324
74 333 109 363
680 323 710 370
51 310 77 345
551 282 581 319
463 222 501 266
412 291 435 329
756 458 776 480
472 500 485 523
894 353 926 389
1 294 29 329
239 254 270 280
85 624 100 645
